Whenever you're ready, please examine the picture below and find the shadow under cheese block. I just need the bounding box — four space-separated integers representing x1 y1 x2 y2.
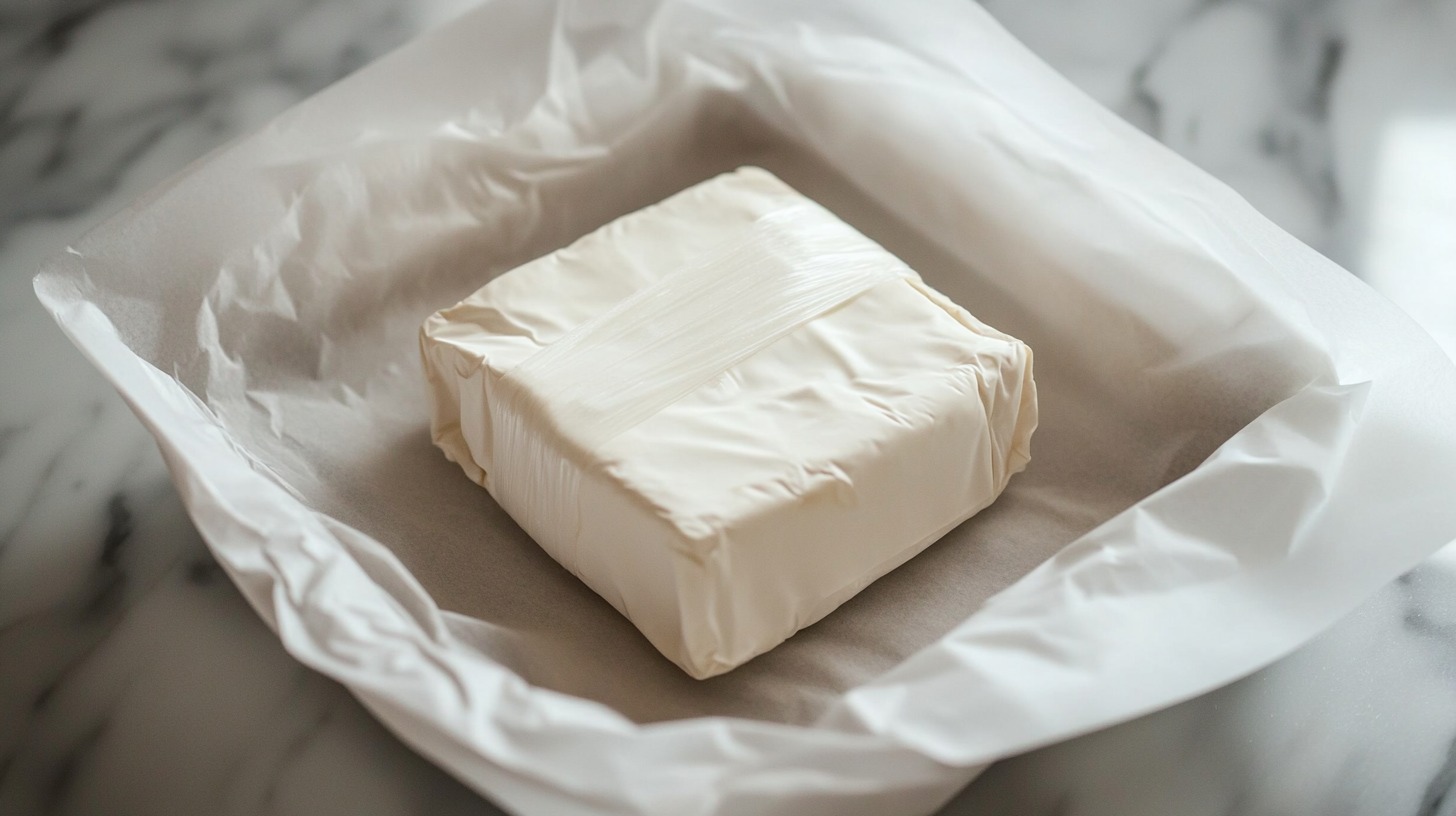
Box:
420 167 1037 679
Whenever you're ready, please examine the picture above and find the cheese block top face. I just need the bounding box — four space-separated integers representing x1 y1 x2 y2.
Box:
421 167 1037 679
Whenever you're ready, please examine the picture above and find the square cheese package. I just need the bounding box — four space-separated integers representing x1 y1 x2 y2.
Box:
420 167 1037 679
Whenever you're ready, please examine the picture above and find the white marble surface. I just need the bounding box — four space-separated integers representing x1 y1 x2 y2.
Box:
1 1 1454 813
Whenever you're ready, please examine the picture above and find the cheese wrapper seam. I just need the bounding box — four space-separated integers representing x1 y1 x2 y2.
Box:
488 202 912 567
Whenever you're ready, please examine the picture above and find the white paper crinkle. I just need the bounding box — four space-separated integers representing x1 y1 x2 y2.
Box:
420 167 1037 678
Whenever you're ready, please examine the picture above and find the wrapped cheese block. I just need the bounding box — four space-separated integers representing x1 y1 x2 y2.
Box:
420 167 1037 679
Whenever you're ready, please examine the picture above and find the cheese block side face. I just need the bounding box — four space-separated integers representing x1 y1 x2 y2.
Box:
420 167 1037 678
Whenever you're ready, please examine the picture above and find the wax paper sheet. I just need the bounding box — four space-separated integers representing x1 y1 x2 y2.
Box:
34 0 1456 813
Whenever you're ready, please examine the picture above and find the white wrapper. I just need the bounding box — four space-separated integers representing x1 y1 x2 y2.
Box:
421 166 1037 680
32 0 1456 814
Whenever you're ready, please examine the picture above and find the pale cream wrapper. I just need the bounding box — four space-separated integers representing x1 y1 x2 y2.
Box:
421 167 1036 679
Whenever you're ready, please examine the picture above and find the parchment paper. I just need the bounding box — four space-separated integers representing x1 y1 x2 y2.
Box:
34 0 1456 813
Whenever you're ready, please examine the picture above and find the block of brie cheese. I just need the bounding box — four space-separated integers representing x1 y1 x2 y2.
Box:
420 167 1037 679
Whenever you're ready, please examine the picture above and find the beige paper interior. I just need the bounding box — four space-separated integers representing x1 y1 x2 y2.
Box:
94 101 1309 725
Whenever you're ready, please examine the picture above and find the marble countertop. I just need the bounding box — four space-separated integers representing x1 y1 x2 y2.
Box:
3 1 1454 813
